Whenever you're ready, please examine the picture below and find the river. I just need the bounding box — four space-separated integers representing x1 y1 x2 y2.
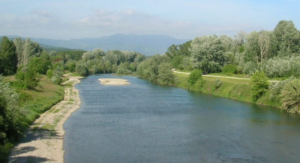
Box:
64 74 300 163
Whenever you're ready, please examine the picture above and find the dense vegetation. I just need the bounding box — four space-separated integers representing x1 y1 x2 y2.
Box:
136 20 300 113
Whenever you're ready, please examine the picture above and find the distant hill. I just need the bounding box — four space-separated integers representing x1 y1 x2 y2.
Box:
2 34 190 55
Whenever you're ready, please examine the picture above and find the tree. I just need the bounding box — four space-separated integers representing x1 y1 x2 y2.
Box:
0 37 18 75
188 69 203 85
258 30 271 62
13 38 43 67
273 20 300 56
190 35 226 74
0 76 22 144
280 79 300 113
251 71 269 101
245 31 260 63
157 63 174 85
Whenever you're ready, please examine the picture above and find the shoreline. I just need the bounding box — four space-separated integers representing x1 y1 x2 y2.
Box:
9 76 82 163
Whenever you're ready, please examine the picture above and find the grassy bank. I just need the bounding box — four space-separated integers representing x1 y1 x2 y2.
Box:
1 75 64 162
175 73 281 108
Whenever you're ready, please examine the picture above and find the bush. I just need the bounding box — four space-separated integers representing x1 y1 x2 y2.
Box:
46 69 53 78
251 71 269 101
188 69 202 85
281 79 300 113
215 79 222 89
194 78 206 91
222 64 237 75
269 76 295 100
15 67 39 89
51 76 62 85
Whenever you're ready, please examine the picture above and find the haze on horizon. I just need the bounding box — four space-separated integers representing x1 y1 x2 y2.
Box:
0 0 299 40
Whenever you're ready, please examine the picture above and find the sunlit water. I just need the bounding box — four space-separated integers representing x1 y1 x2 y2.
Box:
64 74 300 163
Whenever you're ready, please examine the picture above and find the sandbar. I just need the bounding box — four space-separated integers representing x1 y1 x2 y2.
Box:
99 78 130 85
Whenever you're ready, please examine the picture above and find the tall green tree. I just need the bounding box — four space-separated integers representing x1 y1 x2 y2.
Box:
190 35 226 74
0 37 18 75
251 71 269 101
273 20 300 56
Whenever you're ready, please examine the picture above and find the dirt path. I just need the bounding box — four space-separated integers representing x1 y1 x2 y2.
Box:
9 77 82 163
173 71 278 83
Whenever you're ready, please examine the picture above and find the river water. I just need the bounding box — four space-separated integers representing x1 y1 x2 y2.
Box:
64 74 300 163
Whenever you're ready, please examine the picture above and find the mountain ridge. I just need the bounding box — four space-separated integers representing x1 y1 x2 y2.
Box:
3 34 190 55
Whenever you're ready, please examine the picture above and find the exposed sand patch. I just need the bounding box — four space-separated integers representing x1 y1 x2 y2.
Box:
99 78 130 85
9 76 82 163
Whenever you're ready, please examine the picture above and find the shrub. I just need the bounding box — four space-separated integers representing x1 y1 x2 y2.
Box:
194 78 206 91
281 79 300 113
215 79 222 89
46 69 53 78
251 71 269 101
51 76 62 85
222 64 237 74
188 69 202 85
269 76 295 100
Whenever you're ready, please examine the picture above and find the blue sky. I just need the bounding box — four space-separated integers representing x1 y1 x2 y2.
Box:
0 0 299 40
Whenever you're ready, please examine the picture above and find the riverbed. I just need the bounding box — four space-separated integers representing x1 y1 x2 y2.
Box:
64 74 300 163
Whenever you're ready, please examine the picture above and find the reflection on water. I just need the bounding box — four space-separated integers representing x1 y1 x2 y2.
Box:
64 74 300 163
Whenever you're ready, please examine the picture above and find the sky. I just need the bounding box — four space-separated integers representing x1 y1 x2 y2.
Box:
0 0 299 40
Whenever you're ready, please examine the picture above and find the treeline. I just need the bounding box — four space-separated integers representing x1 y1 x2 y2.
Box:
75 49 145 76
136 20 300 113
164 20 300 77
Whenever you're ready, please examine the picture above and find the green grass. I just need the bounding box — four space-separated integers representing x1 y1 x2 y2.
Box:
208 73 251 78
174 73 281 108
1 75 65 163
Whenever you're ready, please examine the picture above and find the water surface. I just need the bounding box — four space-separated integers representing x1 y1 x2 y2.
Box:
64 74 300 163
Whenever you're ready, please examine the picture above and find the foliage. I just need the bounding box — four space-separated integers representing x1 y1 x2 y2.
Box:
261 56 300 78
13 38 42 67
165 41 192 70
193 78 206 91
51 75 62 85
15 66 40 89
188 69 202 85
222 64 237 75
0 36 18 75
281 79 300 113
157 63 175 85
0 76 22 162
273 20 300 56
215 79 222 89
46 69 54 78
137 55 174 84
190 35 226 74
251 71 269 101
269 76 295 100
75 62 89 77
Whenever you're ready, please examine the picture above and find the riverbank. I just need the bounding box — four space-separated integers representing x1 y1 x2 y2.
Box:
174 73 282 109
9 76 82 163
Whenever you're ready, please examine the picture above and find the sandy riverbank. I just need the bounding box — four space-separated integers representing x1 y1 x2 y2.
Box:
9 76 82 163
99 78 130 85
